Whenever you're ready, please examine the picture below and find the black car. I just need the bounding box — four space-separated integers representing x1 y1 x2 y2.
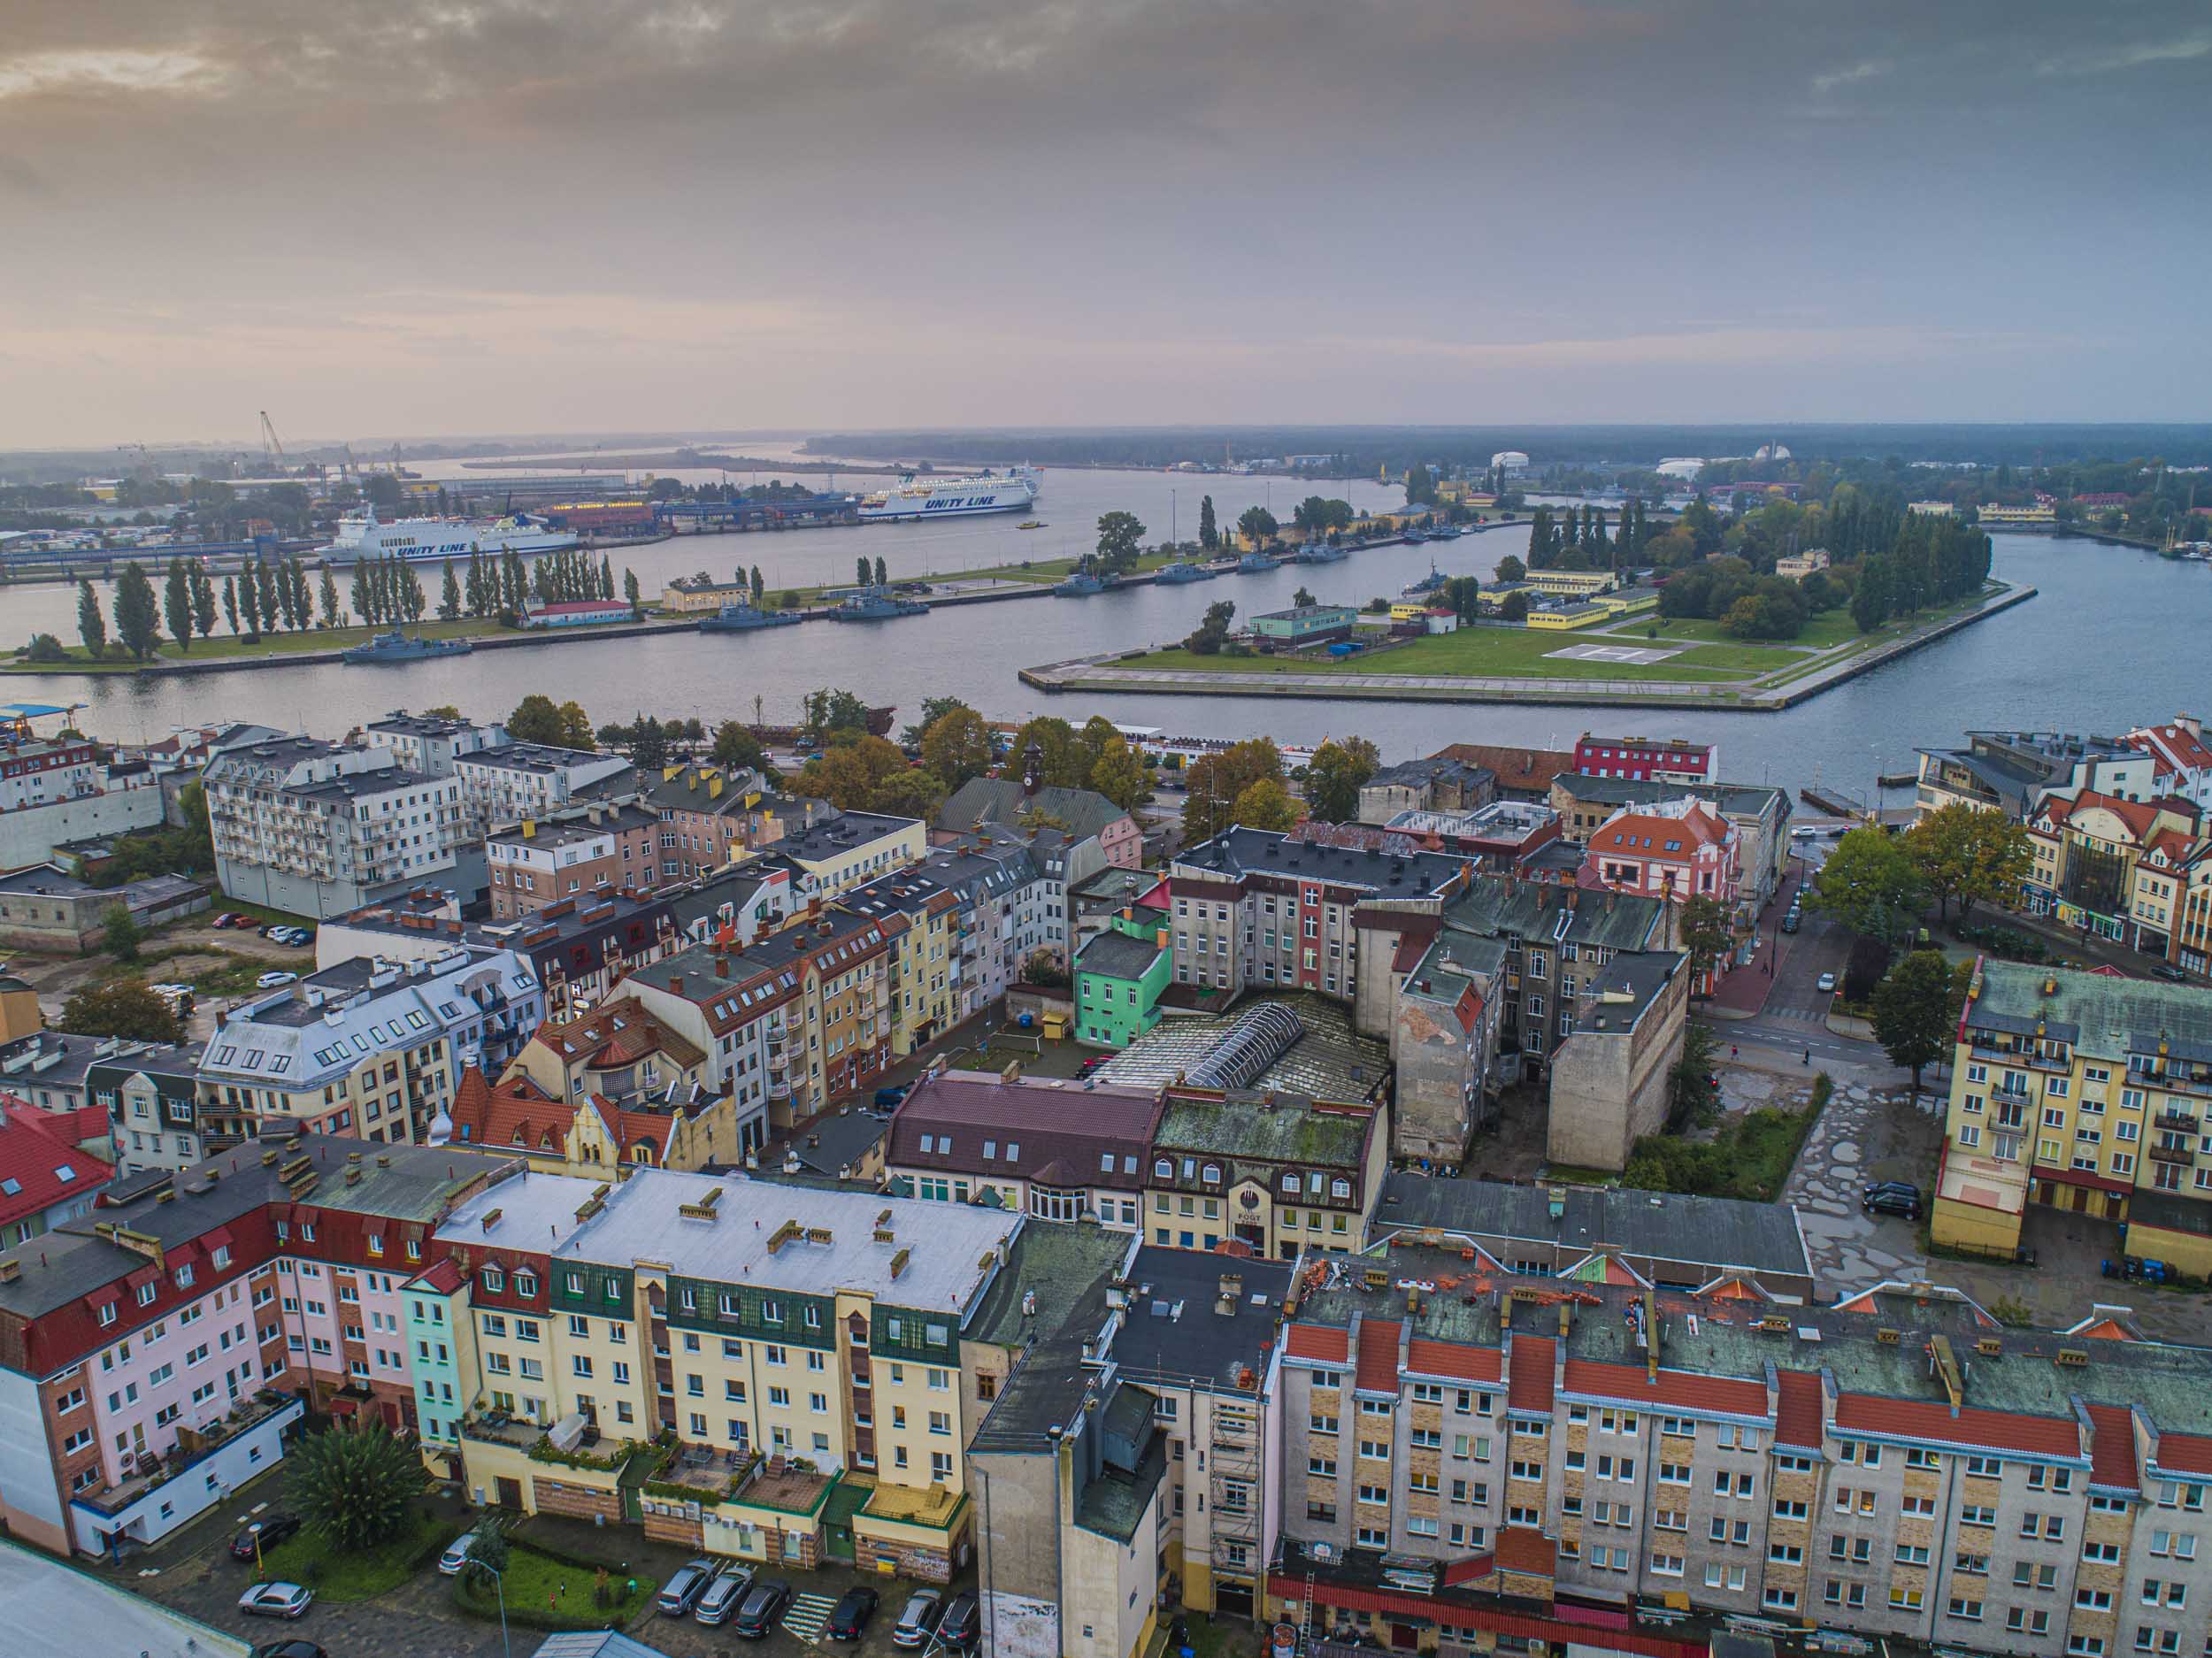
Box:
829 1585 880 1640
249 1644 329 1658
229 1514 302 1561
733 1577 795 1639
1863 1187 1922 1220
937 1590 981 1650
2152 964 2191 983
1861 1180 1919 1202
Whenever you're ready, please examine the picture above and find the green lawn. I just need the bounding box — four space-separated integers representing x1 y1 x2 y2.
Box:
5 613 641 674
1120 627 1777 683
255 1507 461 1602
1614 610 1858 649
453 1543 657 1629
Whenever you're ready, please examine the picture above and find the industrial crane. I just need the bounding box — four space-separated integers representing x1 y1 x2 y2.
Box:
259 410 288 474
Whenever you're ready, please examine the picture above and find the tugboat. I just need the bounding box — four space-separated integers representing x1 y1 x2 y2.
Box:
1402 561 1448 596
1018 520 1046 530
1235 549 1282 573
698 599 803 633
1290 541 1347 564
341 629 473 664
827 586 930 622
1152 560 1215 584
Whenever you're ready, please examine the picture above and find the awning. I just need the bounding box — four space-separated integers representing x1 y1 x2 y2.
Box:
1266 1575 1701 1658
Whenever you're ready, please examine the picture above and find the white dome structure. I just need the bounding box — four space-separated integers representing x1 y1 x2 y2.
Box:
1754 442 1793 462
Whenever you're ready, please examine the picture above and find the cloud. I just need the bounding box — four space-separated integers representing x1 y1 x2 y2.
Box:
0 49 232 102
2037 31 2212 75
1811 58 1893 94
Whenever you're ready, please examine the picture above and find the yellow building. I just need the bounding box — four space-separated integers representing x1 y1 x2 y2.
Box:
426 1167 1028 1580
840 873 962 1055
1932 960 2212 1272
1522 569 1617 599
1588 586 1659 619
2022 789 2198 948
774 810 927 901
1521 602 1610 632
1979 503 2057 525
443 1065 740 1176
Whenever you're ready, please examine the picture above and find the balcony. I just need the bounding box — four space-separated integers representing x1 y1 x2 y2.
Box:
2148 1140 2197 1166
75 1390 305 1522
2154 1109 2201 1135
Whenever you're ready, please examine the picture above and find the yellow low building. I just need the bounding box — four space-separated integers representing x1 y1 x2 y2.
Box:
1590 587 1659 618
1522 602 1611 631
1523 568 1617 598
1932 960 2212 1271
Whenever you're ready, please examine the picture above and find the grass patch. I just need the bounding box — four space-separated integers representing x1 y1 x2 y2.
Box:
1119 627 1774 682
452 1543 657 1631
99 945 285 996
256 1506 461 1602
4 614 640 674
1540 1163 1623 1187
1616 610 1857 649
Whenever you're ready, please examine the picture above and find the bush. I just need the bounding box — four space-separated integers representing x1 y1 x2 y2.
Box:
1840 934 1893 1005
1955 922 2052 963
25 633 67 663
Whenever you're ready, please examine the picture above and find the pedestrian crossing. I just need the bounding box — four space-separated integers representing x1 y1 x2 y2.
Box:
1765 1005 1823 1022
784 1591 840 1644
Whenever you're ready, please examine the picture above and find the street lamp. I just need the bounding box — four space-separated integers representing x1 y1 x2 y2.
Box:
470 1560 511 1658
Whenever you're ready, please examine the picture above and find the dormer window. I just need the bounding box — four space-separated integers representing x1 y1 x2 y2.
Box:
482 1267 504 1293
1155 1158 1172 1178
1202 1163 1222 1184
1281 1172 1302 1194
514 1270 537 1298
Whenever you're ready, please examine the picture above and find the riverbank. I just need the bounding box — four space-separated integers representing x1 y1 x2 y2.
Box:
1021 581 2036 712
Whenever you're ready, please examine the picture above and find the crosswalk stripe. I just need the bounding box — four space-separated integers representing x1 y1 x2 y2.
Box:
784 1592 840 1643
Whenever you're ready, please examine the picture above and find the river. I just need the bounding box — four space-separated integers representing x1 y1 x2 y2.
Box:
14 459 2208 804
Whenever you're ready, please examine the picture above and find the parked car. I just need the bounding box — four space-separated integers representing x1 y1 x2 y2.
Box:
257 971 299 989
828 1585 880 1639
938 1591 981 1650
657 1558 723 1616
893 1589 945 1648
237 1582 314 1620
1816 971 1837 993
732 1578 795 1639
1862 1180 1921 1203
229 1513 302 1561
2152 964 2191 983
247 1642 329 1658
695 1566 757 1626
1791 825 1819 840
1780 912 1801 934
437 1528 487 1576
872 1086 907 1109
1863 1187 1923 1220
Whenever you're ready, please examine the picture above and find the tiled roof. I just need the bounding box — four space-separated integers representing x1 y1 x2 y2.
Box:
1286 1324 1349 1364
887 1069 1162 1190
531 1003 706 1073
1775 1370 1824 1449
0 1106 109 1228
1508 1333 1555 1413
1435 744 1575 795
2085 1403 2140 1490
1355 1318 1402 1393
407 1255 466 1294
446 1065 569 1153
2154 1433 2212 1477
1832 1394 2081 1460
1407 1338 1502 1383
1560 1359 1767 1419
1494 1526 1555 1577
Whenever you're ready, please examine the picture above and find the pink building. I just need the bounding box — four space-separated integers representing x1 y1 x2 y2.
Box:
1571 733 1717 785
1578 798 1741 988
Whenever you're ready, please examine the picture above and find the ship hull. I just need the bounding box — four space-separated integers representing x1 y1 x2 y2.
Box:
856 478 1037 523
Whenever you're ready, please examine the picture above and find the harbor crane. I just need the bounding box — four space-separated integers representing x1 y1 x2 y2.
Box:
259 411 288 473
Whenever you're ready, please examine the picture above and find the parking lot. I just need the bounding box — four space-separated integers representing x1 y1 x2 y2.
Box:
98 1461 975 1658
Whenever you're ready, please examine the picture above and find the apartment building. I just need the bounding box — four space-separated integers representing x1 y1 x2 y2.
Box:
440 1063 740 1178
2023 791 2200 952
597 941 800 1155
1932 962 2212 1272
1550 772 1792 911
1572 733 1717 785
1915 729 2152 823
1167 827 1471 1003
420 1167 1022 1580
1147 1093 1385 1261
642 764 814 883
0 1099 108 1247
1356 755 1497 825
2126 717 2212 814
0 1132 511 1555
204 736 475 917
1579 799 1741 914
1547 950 1690 1171
363 710 510 778
886 1067 1164 1225
772 810 928 901
85 1044 206 1174
841 870 961 1055
1270 1246 2212 1658
198 946 541 1146
450 741 632 836
937 776 1141 870
485 802 660 918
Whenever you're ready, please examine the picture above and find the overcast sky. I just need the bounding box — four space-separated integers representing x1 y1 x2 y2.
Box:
5 0 2209 448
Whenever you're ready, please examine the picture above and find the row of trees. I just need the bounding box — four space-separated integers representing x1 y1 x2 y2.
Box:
1656 556 1840 639
1808 807 2034 940
854 555 890 588
1525 501 1654 572
1850 513 1993 632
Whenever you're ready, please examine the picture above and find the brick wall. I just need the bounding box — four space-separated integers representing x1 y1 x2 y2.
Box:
532 1477 621 1524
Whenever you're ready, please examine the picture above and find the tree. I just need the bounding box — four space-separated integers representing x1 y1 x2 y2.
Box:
1495 554 1525 583
874 555 888 588
1182 598 1235 655
461 1513 511 1587
190 564 217 640
1808 825 1927 942
599 555 614 600
1236 504 1279 546
1500 589 1530 622
802 687 873 744
1303 738 1379 823
622 567 641 612
750 564 764 603
856 555 873 587
1403 464 1437 506
1182 739 1286 842
222 574 241 636
555 701 595 750
1677 895 1734 999
1094 510 1147 576
901 695 972 748
1005 716 1084 787
793 735 910 811
509 694 577 748
1666 1022 1719 1129
1293 584 1317 610
1197 495 1218 550
870 766 949 821
920 707 997 790
1088 732 1148 811
710 721 771 774
1905 803 2032 922
439 559 461 620
290 1422 424 1554
319 567 342 627
1077 716 1120 781
112 562 160 659
101 902 143 963
56 979 181 1043
1871 948 1957 1094
1230 776 1302 833
75 579 106 659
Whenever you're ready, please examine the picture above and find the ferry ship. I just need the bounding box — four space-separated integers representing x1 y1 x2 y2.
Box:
856 471 1039 524
319 509 578 565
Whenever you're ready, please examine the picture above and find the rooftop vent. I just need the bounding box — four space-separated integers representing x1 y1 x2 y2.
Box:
2055 1347 2089 1368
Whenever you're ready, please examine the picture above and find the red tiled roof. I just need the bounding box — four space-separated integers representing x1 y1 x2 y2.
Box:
2085 1403 2140 1491
2155 1434 2212 1477
1833 1394 2081 1460
1356 1318 1402 1393
2132 721 2212 775
1286 1324 1348 1364
1494 1526 1555 1578
1561 1359 1768 1419
0 1104 111 1229
1435 744 1575 795
1264 1573 1697 1658
1775 1370 1824 1449
1406 1339 1502 1383
407 1256 465 1294
447 1066 568 1154
1508 1334 1555 1413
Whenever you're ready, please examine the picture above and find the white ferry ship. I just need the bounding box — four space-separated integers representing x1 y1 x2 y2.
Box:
857 470 1039 523
318 509 579 564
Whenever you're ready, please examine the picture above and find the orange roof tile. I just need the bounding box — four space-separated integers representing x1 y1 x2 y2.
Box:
1508 1334 1555 1413
448 1065 568 1154
2085 1403 2140 1491
1833 1394 2080 1460
2155 1434 2212 1477
1286 1324 1348 1365
1561 1359 1767 1419
1356 1318 1402 1393
1494 1527 1555 1578
1407 1339 1503 1384
1775 1370 1824 1449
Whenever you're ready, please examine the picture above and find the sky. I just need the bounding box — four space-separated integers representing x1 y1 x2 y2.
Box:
4 0 2210 449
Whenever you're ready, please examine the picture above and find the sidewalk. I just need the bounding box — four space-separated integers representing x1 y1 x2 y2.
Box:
1706 862 1810 1018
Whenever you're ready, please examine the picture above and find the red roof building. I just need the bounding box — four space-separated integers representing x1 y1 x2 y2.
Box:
1572 734 1717 786
0 1096 111 1246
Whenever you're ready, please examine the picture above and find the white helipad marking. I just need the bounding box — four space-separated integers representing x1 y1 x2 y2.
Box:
1545 641 1686 664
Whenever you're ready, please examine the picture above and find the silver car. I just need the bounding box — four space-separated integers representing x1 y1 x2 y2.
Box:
658 1557 722 1616
695 1565 757 1625
237 1581 314 1620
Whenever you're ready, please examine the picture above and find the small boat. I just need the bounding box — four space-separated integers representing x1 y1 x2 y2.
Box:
698 600 802 633
827 587 929 621
1402 562 1448 596
1152 561 1215 584
1018 520 1045 530
1054 569 1116 596
1291 542 1347 564
1235 551 1281 573
342 629 472 664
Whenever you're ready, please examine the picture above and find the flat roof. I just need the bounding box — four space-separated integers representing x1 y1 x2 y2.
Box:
557 1166 1021 1316
0 1539 250 1658
1112 1246 1294 1393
